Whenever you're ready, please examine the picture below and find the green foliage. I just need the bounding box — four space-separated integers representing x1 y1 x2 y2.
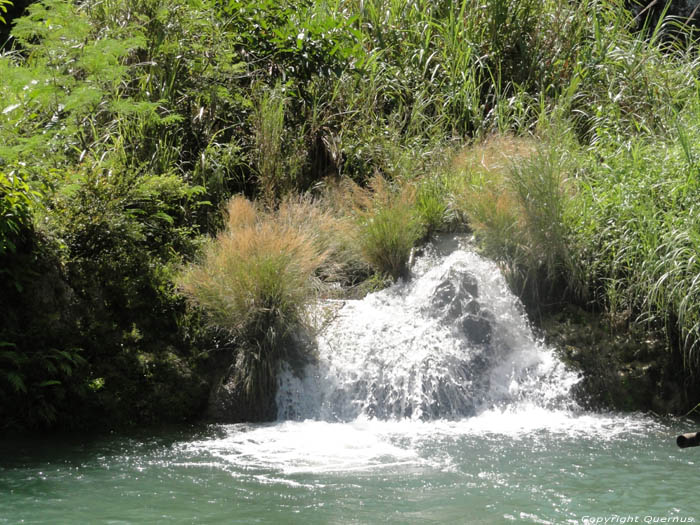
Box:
0 344 86 428
0 0 11 24
0 166 209 431
565 107 700 370
357 184 423 280
0 171 35 256
223 0 360 84
2 0 700 428
415 175 451 236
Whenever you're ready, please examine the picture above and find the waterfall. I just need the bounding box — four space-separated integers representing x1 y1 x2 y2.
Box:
277 236 580 422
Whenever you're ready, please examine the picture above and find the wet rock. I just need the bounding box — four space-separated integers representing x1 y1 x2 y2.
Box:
432 279 458 310
206 330 316 423
430 269 479 320
461 314 492 345
428 266 497 347
540 304 695 414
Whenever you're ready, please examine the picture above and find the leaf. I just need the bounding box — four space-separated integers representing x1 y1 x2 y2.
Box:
153 211 175 225
0 349 22 366
5 371 27 393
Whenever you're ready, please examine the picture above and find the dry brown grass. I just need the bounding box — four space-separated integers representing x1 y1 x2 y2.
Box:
450 134 536 238
178 195 328 341
451 134 537 176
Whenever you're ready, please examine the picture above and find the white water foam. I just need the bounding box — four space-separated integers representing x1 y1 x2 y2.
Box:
277 237 579 422
178 411 664 478
181 419 423 477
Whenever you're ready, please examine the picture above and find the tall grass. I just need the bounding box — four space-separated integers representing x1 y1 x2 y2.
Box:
177 196 328 401
253 84 287 205
450 134 579 304
359 201 422 280
325 176 424 280
566 105 700 369
415 174 452 235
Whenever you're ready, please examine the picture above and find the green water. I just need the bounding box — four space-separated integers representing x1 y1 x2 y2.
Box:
1 411 698 524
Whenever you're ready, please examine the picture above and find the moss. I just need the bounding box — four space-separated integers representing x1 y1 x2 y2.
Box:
539 304 694 414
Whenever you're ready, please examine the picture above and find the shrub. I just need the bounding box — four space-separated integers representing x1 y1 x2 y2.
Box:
0 171 34 257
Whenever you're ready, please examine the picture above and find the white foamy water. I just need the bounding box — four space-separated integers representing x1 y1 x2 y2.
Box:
187 236 663 477
277 237 579 423
182 418 423 476
179 410 666 479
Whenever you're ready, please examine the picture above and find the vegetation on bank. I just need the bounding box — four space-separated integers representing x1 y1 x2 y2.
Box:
1 0 700 430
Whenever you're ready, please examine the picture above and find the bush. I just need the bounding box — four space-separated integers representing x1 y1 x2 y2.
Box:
0 171 34 257
358 202 421 280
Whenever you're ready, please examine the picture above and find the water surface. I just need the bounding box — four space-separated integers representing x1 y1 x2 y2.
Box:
1 413 697 524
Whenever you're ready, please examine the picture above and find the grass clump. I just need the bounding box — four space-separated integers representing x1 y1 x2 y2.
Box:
178 196 327 342
326 176 424 281
177 196 329 402
359 201 423 281
451 133 580 305
415 175 453 236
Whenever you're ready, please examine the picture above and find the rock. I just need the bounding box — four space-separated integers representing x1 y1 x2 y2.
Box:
432 279 458 310
539 304 696 414
205 330 315 423
430 269 479 319
460 314 492 345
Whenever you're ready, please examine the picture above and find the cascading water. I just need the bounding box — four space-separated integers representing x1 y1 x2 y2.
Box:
277 236 580 423
4 236 694 524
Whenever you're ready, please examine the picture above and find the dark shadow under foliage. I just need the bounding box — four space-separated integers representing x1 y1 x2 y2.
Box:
0 173 211 432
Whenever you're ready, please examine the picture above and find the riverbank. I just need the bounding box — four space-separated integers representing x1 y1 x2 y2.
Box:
2 0 700 431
